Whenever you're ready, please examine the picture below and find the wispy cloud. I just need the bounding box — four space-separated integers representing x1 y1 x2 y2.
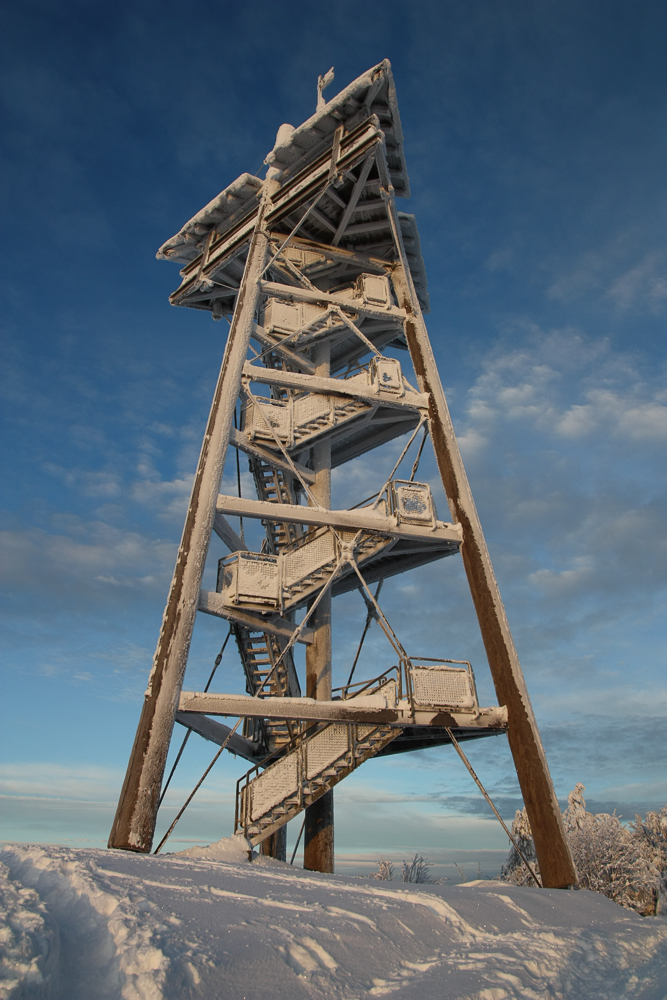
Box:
0 521 176 596
548 243 667 316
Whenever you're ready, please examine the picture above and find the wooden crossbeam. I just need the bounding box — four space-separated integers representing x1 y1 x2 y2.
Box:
212 511 246 552
197 590 315 644
178 691 508 729
215 493 463 544
251 322 317 374
242 361 428 410
229 427 317 484
333 153 376 245
175 712 260 761
258 279 406 322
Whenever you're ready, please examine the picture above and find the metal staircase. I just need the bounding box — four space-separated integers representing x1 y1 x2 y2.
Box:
236 719 398 846
249 457 303 553
236 672 405 846
233 626 299 751
231 440 305 756
215 491 459 620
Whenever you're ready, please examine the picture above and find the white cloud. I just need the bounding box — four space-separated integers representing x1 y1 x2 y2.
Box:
0 521 176 595
556 389 667 441
527 557 594 593
456 328 667 451
607 251 667 312
130 471 194 518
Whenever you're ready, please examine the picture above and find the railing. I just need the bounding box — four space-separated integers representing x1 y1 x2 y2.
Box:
332 665 402 702
235 720 360 835
233 657 480 837
400 657 479 716
337 656 479 718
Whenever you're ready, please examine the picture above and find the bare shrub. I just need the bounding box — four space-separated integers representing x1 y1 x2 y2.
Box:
370 858 395 881
369 854 445 883
401 854 445 884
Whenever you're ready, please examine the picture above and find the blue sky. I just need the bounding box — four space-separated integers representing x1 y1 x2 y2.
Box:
1 0 666 863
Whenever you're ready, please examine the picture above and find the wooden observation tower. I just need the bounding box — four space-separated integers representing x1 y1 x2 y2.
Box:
109 61 577 887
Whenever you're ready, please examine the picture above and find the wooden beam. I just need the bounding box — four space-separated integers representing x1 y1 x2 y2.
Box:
242 361 428 410
215 493 463 544
341 219 392 237
380 156 578 889
258 280 407 322
178 691 508 729
229 427 316 484
175 712 260 761
333 153 376 245
108 190 273 854
212 511 246 552
251 322 317 374
197 590 315 644
309 206 337 234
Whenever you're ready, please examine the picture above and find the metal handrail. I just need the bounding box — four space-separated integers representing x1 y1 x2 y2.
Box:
332 665 400 701
401 656 479 715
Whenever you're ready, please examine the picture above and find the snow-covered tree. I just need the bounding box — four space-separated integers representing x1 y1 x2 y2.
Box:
563 782 587 832
501 786 667 915
401 854 439 883
500 807 537 884
629 805 667 915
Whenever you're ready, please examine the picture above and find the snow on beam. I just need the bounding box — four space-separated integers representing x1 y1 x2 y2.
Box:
215 494 463 545
178 691 508 729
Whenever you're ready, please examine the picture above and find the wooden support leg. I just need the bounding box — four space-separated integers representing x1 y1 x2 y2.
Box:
304 341 334 874
386 192 577 889
260 826 287 862
108 193 272 854
304 791 334 872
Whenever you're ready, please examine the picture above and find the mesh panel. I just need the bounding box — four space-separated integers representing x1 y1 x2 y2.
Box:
305 725 349 779
283 531 336 587
395 484 433 523
250 755 298 821
237 554 280 603
249 397 291 439
293 394 331 426
411 666 473 707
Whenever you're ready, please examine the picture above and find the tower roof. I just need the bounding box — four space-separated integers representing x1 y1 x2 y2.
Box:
157 61 428 311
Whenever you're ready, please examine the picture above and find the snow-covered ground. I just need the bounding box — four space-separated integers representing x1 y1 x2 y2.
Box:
1 841 666 1000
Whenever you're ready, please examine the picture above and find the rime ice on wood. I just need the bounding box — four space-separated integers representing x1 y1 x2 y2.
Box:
109 59 576 886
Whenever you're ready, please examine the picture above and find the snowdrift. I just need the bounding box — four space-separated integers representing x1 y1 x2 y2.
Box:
1 842 666 1000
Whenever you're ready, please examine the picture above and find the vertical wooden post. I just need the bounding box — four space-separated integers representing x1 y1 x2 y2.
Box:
385 190 577 889
108 192 271 853
303 340 334 873
260 827 287 862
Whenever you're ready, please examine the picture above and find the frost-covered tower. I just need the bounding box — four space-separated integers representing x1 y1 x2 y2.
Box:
109 61 576 887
